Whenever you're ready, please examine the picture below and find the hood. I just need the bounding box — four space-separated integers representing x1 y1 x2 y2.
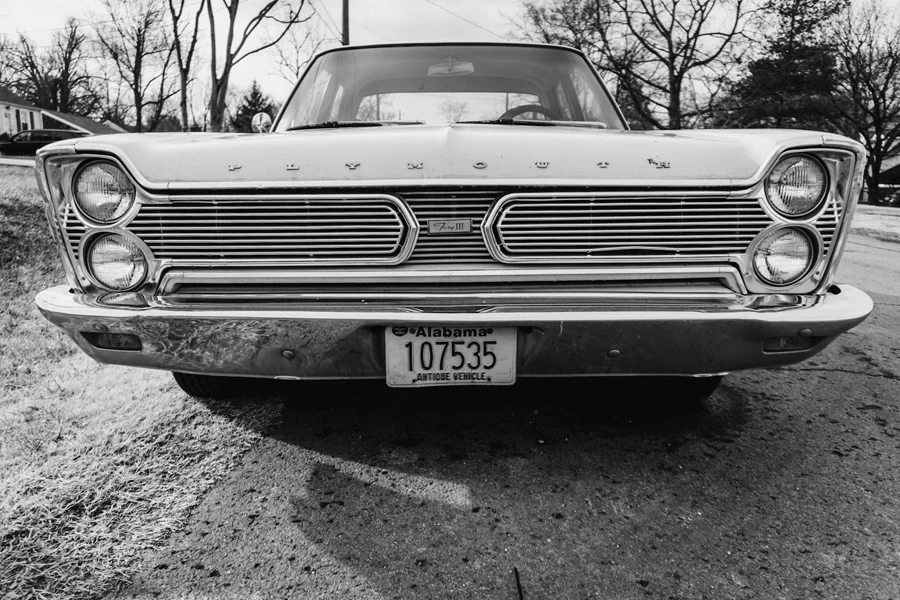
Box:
62 124 859 190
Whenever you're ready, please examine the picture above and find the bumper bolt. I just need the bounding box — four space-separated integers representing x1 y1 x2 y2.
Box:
282 349 296 360
607 349 621 359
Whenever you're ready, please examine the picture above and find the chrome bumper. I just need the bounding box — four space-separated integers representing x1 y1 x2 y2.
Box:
35 285 873 379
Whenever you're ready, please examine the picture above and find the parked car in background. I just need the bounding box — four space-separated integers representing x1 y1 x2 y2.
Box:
33 42 872 401
0 129 87 156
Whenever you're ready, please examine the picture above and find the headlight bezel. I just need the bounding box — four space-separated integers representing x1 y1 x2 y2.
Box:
79 230 154 292
72 159 139 227
747 224 822 289
763 153 830 221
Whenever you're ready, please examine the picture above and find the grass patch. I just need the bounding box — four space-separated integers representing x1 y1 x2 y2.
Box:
0 165 282 599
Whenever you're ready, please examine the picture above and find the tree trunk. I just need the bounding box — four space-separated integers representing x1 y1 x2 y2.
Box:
179 68 189 131
868 156 883 204
208 72 230 132
668 79 682 130
134 88 143 132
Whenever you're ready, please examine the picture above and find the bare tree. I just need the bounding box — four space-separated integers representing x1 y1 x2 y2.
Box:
440 99 468 123
4 20 99 116
95 0 177 132
0 36 15 90
519 0 755 129
357 95 397 121
94 57 131 128
167 0 205 130
831 0 900 203
273 20 327 84
206 0 311 132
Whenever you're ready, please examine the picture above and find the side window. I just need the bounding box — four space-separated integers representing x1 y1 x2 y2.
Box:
15 131 31 142
328 85 345 121
569 69 607 123
553 81 576 121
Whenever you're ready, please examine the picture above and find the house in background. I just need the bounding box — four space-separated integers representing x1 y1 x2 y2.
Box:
41 109 125 136
0 87 43 136
1 86 123 140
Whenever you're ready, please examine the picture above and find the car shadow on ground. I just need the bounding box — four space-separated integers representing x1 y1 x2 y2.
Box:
174 378 764 599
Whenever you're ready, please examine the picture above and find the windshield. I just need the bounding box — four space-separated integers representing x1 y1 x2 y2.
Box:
275 44 625 131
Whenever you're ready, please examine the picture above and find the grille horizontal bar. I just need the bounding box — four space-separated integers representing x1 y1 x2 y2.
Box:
83 197 412 264
489 195 774 260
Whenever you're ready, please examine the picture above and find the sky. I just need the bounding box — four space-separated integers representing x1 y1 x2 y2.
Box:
0 0 528 102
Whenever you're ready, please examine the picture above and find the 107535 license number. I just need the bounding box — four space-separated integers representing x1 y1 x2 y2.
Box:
385 326 517 387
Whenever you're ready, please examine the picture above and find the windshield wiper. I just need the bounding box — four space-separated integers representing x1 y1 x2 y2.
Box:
456 119 557 127
286 120 424 131
287 121 383 131
458 119 608 129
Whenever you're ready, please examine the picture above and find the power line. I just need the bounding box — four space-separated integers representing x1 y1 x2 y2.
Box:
351 19 394 43
309 0 341 39
421 0 509 41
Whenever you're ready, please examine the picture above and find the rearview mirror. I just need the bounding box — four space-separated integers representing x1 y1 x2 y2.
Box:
252 112 272 133
427 57 474 77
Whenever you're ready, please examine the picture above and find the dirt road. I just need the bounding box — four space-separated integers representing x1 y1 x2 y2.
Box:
115 234 900 600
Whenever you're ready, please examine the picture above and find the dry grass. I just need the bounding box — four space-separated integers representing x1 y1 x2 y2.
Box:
0 165 282 599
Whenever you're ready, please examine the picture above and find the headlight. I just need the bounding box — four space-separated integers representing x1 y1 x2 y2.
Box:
74 161 136 223
753 227 814 286
85 233 148 290
765 155 827 217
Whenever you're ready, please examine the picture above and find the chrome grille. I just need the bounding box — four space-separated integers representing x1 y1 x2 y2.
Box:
57 190 846 268
402 191 495 264
488 195 773 261
127 196 412 263
63 210 85 257
817 200 840 254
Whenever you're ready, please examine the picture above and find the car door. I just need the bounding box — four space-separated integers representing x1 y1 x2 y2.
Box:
8 131 32 154
27 131 51 154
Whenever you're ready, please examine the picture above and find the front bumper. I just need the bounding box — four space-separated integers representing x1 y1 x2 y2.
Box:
36 285 872 380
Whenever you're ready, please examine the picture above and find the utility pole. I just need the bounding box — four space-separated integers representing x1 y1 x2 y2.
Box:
342 0 349 45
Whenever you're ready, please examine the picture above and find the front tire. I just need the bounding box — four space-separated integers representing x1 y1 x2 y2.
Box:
172 372 248 399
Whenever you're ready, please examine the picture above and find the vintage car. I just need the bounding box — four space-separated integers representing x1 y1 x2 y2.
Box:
34 42 872 400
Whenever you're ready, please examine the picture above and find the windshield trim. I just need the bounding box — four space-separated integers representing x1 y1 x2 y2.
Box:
272 42 629 132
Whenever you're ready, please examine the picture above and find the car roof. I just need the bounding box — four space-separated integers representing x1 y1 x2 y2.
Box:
32 129 88 134
309 41 585 61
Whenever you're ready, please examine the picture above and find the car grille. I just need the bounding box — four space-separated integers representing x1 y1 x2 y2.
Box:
60 189 841 266
403 191 495 264
486 194 773 260
65 196 415 264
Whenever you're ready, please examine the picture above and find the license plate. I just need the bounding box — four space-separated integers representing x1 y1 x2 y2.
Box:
385 326 516 387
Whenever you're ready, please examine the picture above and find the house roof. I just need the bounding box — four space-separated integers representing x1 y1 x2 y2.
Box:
41 109 123 135
0 86 37 109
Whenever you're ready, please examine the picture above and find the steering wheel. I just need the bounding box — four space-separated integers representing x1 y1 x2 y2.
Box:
498 104 560 121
